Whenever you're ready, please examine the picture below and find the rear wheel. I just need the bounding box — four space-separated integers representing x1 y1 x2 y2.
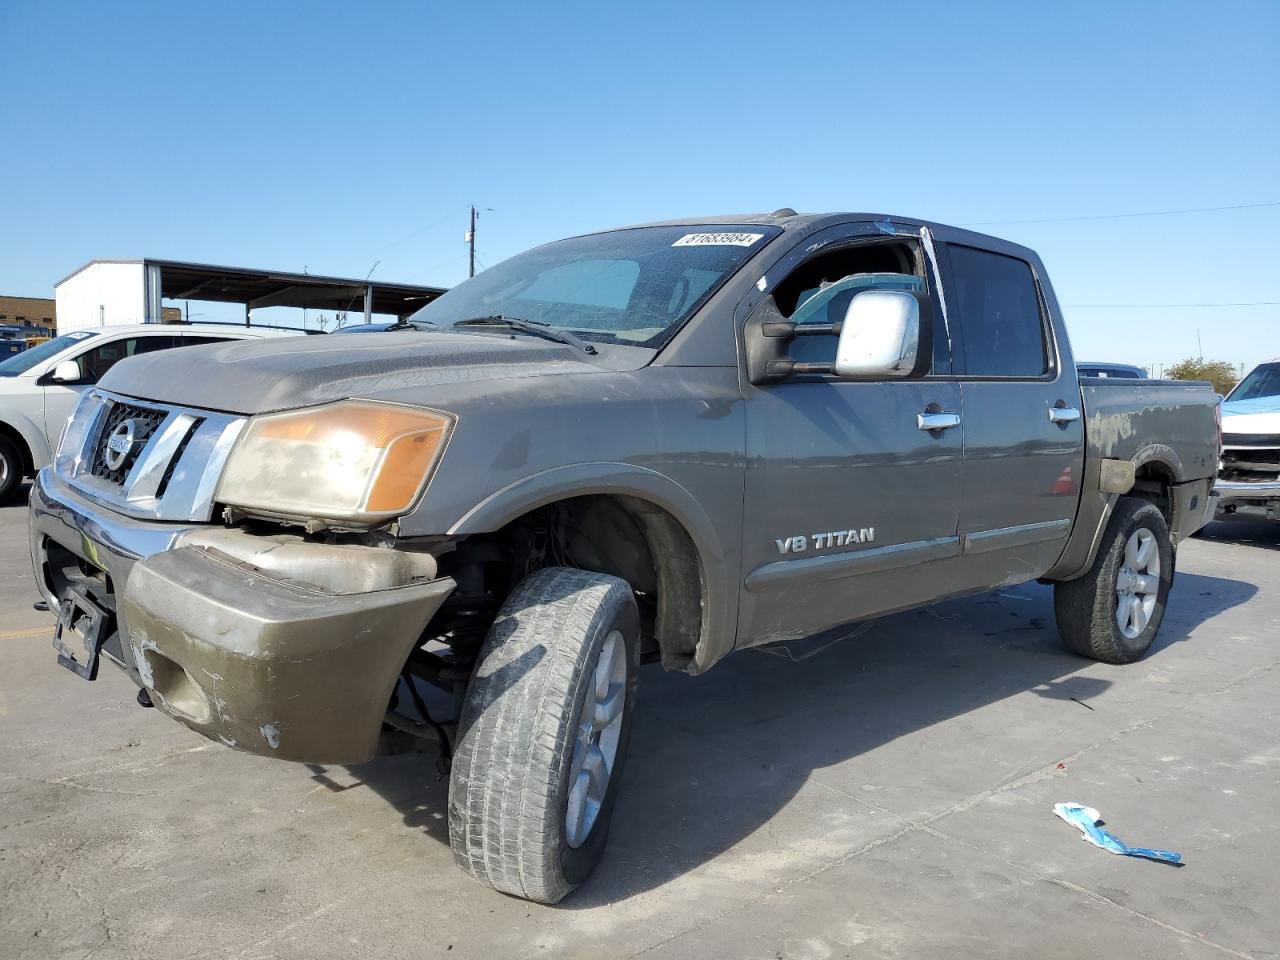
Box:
448 566 639 904
0 435 24 503
1054 497 1174 664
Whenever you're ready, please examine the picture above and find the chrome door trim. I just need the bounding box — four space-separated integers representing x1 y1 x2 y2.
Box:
744 535 960 592
961 518 1072 556
1048 406 1081 423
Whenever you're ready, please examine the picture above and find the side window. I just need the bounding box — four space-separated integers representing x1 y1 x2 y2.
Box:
180 335 237 347
946 246 1048 377
769 240 946 372
75 336 176 382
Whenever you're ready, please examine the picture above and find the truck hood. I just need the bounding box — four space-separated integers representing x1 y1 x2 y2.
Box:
99 331 636 416
1221 396 1280 437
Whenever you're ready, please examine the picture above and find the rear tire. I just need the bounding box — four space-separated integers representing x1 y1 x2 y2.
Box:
1054 497 1174 664
0 435 24 503
449 567 639 904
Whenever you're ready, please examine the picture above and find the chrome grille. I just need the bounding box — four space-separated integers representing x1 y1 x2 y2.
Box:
89 401 169 485
55 389 246 523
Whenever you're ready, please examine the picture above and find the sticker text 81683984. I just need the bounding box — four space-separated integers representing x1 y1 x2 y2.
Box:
671 233 764 248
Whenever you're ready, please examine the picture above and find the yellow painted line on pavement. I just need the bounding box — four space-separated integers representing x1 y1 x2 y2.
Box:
1 626 52 641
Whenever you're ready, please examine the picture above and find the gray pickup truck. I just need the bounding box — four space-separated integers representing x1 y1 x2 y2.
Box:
30 211 1219 903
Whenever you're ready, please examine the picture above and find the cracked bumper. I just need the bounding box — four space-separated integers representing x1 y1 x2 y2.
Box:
30 469 454 764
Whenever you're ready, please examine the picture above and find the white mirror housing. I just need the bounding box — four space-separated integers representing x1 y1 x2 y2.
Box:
51 360 83 383
834 290 921 380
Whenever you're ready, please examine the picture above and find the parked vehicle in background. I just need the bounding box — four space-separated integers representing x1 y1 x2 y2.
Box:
0 323 299 501
29 212 1219 903
334 319 437 333
1077 362 1147 379
1 325 26 359
1216 357 1280 520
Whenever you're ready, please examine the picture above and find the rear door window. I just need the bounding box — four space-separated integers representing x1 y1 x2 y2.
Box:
75 335 177 382
946 245 1049 378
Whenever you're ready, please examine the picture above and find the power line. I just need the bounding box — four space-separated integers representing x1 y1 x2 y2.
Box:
965 200 1280 226
1066 301 1279 308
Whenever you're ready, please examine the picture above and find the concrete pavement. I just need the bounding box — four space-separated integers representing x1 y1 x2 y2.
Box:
1 482 1277 959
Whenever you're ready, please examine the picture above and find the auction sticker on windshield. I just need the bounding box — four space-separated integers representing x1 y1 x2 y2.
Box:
672 232 764 247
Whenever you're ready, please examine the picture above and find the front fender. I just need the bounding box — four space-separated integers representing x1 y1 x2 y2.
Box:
447 461 736 672
0 409 52 473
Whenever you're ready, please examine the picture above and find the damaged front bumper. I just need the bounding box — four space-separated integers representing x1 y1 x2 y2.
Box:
1213 477 1280 519
29 468 454 764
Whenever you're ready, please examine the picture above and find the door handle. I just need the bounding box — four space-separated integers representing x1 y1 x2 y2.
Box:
1048 406 1081 423
917 412 961 432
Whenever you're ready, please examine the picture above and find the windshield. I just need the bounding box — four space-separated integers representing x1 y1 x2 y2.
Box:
0 331 97 376
410 225 781 347
1227 362 1280 402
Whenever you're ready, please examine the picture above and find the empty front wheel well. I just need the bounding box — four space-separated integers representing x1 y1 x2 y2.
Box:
428 494 706 671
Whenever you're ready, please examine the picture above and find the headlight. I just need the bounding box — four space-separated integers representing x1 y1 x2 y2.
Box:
216 400 454 522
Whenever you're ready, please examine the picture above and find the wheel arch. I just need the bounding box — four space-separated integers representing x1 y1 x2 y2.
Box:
446 462 735 673
1045 445 1185 582
1128 445 1187 534
0 416 39 478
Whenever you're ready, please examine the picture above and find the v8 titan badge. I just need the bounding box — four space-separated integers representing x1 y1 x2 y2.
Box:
775 528 875 554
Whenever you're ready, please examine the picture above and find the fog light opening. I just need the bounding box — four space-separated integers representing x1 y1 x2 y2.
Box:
144 649 212 724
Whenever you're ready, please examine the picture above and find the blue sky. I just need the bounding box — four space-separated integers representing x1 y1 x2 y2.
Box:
2 1 1276 373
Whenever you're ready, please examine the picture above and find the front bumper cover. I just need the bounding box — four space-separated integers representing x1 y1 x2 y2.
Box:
30 468 454 764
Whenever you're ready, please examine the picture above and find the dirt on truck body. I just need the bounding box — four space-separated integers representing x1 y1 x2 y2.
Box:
30 210 1219 903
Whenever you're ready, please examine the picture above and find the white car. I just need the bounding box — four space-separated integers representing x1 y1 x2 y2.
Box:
1216 357 1280 521
0 324 299 501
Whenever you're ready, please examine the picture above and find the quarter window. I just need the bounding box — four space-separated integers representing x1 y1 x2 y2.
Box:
947 246 1048 377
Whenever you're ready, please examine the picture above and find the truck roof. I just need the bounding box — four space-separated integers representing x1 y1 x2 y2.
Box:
63 323 301 338
586 210 1041 263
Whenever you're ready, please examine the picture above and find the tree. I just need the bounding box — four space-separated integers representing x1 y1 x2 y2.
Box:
1165 357 1238 396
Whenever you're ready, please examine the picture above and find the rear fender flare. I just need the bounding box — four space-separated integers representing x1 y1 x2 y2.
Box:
1046 446 1185 581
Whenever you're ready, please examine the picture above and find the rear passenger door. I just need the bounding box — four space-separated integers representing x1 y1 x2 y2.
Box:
940 243 1085 589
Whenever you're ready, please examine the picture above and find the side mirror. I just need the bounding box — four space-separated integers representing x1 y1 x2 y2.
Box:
51 360 83 383
834 290 922 380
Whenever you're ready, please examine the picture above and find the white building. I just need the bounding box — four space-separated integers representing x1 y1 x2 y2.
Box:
55 261 160 332
53 259 446 333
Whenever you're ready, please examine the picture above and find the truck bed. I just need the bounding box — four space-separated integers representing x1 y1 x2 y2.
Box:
1048 378 1219 580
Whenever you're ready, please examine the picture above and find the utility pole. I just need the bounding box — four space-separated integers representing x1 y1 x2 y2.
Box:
466 205 478 278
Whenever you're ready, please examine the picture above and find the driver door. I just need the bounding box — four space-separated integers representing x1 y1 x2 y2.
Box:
736 228 965 647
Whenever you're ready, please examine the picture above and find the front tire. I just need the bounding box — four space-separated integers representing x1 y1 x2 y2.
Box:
1054 497 1174 664
449 567 639 904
